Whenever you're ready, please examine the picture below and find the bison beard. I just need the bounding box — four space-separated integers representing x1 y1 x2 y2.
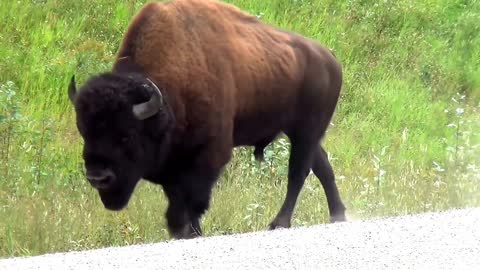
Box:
97 183 134 211
68 0 347 239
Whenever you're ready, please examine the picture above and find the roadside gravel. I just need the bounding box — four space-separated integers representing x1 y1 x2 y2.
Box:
1 208 479 270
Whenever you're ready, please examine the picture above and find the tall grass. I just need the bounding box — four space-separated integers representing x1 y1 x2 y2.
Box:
1 0 479 258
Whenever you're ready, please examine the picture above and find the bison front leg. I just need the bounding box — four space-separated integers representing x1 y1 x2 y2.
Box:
164 144 231 239
163 185 200 239
163 174 220 239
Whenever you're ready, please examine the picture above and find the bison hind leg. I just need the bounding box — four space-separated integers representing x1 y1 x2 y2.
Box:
311 145 346 223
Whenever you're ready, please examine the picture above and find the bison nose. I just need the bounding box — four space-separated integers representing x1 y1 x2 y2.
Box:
86 170 115 189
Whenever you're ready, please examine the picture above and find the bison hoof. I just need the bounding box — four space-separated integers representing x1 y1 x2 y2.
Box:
329 214 347 223
268 220 291 230
171 224 201 240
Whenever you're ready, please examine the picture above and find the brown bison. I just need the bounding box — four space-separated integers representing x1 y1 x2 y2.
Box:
68 0 346 239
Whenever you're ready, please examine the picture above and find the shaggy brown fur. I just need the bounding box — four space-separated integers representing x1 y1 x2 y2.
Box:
69 0 346 239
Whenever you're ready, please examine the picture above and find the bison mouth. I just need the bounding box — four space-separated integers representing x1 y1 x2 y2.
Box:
97 179 138 211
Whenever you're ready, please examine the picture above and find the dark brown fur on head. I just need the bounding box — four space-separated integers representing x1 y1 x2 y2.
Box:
70 72 173 210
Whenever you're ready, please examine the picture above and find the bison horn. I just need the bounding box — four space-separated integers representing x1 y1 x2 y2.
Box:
132 78 163 120
68 75 77 103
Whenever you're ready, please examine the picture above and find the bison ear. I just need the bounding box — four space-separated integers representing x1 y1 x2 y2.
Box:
68 75 77 103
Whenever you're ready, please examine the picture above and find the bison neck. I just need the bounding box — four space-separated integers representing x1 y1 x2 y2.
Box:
142 128 174 184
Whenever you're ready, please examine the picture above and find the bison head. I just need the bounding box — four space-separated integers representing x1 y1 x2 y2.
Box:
68 72 170 210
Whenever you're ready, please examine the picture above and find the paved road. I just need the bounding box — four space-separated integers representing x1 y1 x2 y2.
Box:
1 208 479 270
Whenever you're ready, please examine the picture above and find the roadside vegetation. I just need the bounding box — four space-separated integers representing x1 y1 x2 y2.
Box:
0 0 479 257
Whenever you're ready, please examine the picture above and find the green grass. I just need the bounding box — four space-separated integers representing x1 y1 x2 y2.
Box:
1 0 479 258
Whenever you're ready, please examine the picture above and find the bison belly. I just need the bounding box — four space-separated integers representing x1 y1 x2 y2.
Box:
232 104 291 148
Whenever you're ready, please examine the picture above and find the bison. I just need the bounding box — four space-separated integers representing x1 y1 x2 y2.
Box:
68 0 347 239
